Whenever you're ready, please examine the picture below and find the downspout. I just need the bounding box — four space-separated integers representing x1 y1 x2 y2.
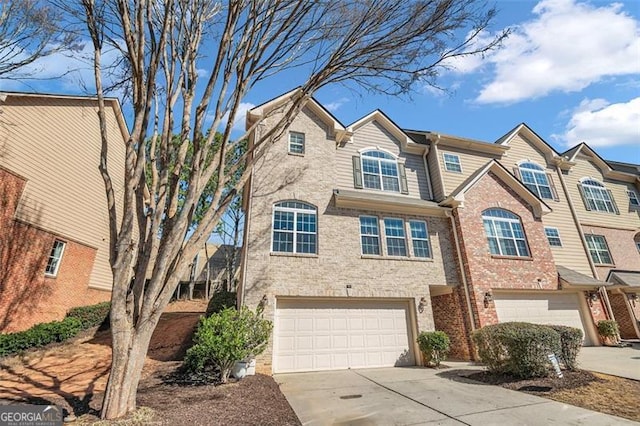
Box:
430 134 446 201
446 209 476 332
422 147 434 201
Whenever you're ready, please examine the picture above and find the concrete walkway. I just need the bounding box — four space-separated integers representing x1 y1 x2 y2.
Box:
276 363 637 425
578 345 640 380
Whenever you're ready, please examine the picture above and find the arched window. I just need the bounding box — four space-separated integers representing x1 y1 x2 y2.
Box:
352 149 408 193
634 233 640 254
578 178 619 214
272 201 317 254
482 209 530 257
518 161 553 199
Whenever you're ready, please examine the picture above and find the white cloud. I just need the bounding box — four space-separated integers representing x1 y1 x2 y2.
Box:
463 0 640 104
324 97 349 112
553 97 640 147
218 102 256 132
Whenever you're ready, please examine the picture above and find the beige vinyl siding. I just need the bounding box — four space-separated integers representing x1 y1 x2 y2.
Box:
498 134 592 275
336 120 430 200
427 144 444 202
0 96 127 290
438 145 497 194
565 155 640 230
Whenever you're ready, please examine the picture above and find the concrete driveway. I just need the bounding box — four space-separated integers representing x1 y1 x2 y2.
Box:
276 363 637 425
578 345 640 380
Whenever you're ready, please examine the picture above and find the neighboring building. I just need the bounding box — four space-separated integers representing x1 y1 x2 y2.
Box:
238 89 640 373
0 92 128 332
176 243 240 299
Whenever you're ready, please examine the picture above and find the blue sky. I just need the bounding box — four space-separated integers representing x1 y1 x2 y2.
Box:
2 0 638 163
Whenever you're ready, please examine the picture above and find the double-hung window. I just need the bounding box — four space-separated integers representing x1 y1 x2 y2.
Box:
544 227 562 247
288 132 305 154
579 178 618 213
518 162 553 199
443 153 462 173
359 216 381 255
45 240 66 276
272 201 317 254
482 209 530 257
627 189 640 207
409 220 431 258
384 218 407 256
584 234 613 265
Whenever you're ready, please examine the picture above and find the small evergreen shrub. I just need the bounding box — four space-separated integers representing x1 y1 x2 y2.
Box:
66 302 111 329
417 331 450 367
472 322 561 379
597 320 618 339
184 307 272 383
0 317 83 357
546 325 582 370
205 291 237 316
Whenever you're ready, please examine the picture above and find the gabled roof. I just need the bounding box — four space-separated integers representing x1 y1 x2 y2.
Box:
346 110 424 154
607 160 640 175
562 142 612 171
405 127 507 155
494 123 569 166
562 142 639 183
440 160 552 218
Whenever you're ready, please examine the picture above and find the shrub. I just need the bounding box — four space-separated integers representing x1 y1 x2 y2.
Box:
417 331 450 367
597 320 618 338
472 322 561 379
0 317 83 357
184 307 272 383
66 302 111 329
205 291 237 316
546 325 582 370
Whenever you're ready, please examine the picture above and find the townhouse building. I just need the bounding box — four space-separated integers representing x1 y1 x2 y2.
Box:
238 89 640 373
0 92 127 332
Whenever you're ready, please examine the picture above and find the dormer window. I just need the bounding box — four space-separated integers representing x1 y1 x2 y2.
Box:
578 178 619 214
352 149 408 194
516 161 557 200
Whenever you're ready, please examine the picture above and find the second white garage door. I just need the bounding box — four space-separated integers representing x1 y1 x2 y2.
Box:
493 292 592 345
274 299 415 373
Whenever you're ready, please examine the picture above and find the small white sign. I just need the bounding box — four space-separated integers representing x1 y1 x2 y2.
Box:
548 353 563 378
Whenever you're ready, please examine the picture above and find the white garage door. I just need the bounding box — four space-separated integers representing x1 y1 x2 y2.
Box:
274 299 415 373
494 292 591 345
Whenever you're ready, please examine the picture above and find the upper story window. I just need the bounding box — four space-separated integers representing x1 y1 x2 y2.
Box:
627 189 639 207
360 216 381 255
288 132 305 155
518 161 554 200
482 209 530 257
352 149 408 194
272 201 317 254
578 178 619 214
443 153 462 173
384 218 407 256
359 216 431 259
585 234 613 265
635 233 640 253
409 220 431 258
45 240 66 277
544 227 562 247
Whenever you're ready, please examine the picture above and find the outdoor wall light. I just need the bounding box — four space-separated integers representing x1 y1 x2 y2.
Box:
418 297 427 313
483 292 493 307
629 293 639 307
587 291 599 306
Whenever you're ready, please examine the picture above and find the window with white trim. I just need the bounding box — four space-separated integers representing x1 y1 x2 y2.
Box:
482 209 530 257
384 218 407 256
519 162 552 199
544 227 562 247
627 189 639 207
579 178 617 213
634 233 640 254
288 132 305 154
361 150 400 192
45 240 66 276
272 201 317 254
443 153 462 173
585 234 613 265
409 220 431 258
359 216 381 255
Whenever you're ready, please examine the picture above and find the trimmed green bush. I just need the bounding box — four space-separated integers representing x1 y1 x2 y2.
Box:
205 291 237 316
417 331 450 367
472 322 561 379
0 317 83 357
546 325 582 370
184 307 272 383
66 302 111 329
597 320 618 338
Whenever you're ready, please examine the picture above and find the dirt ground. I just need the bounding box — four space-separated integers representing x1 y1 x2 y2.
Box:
0 299 300 425
468 369 640 422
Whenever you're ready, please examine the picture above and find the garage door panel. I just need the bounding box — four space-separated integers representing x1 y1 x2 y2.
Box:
274 299 414 373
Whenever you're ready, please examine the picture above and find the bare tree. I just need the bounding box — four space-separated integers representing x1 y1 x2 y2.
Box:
214 195 244 292
76 0 507 419
0 0 78 78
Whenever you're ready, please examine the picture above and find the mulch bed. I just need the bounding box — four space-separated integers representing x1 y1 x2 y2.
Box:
467 369 600 393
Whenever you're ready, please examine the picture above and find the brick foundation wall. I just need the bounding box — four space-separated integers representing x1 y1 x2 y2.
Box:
431 288 473 359
608 292 639 339
0 167 110 332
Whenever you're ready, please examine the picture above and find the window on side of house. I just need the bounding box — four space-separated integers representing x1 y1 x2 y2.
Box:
518 161 553 199
443 153 462 173
635 234 640 254
578 178 619 214
361 150 400 192
45 240 66 276
359 216 381 255
627 189 640 207
584 234 613 265
482 209 530 257
384 217 407 257
544 227 562 247
288 132 305 155
409 220 431 258
272 201 317 254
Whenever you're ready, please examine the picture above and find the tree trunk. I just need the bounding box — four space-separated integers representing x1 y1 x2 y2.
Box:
100 320 157 419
